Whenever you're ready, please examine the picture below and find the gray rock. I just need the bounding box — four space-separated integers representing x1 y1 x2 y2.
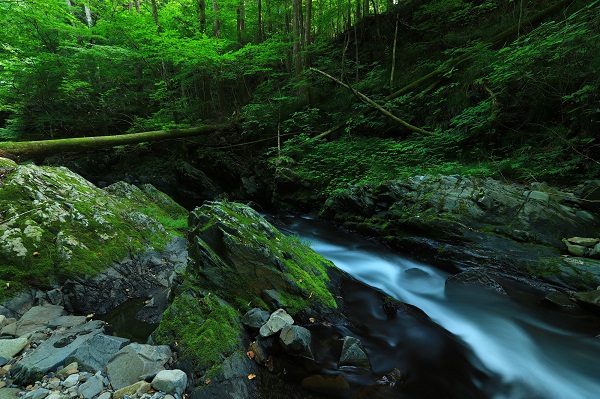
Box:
0 357 10 366
151 370 187 396
16 305 66 336
66 334 130 373
0 337 28 358
10 321 105 385
0 291 35 319
48 316 87 330
78 373 104 399
97 392 112 399
525 190 549 202
0 322 17 337
23 389 51 399
279 325 313 358
261 289 284 310
46 289 64 306
0 315 5 328
240 308 270 330
106 343 172 390
339 336 370 369
259 309 294 337
63 373 80 388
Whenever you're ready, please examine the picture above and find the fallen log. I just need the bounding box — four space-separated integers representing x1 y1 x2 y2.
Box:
0 123 233 158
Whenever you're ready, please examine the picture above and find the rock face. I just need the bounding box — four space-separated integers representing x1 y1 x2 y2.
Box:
65 334 131 373
322 175 600 291
0 157 188 307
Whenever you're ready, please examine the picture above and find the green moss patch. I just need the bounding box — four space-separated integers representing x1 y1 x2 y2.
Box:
0 162 187 302
154 290 241 377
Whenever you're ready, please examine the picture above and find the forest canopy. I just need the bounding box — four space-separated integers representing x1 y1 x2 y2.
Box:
1 0 599 184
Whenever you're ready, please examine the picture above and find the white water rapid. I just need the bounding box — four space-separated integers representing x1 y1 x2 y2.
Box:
283 217 600 399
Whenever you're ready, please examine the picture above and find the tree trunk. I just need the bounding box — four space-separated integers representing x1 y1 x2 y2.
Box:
84 4 92 28
212 0 221 38
292 0 303 77
257 0 263 41
198 0 206 34
0 124 233 158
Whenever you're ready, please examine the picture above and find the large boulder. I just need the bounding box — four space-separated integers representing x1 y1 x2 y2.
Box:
106 343 172 390
0 158 188 307
65 334 131 373
9 320 105 385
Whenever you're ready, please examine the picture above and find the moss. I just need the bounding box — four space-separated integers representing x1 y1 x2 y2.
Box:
0 163 187 301
154 290 241 378
189 202 338 315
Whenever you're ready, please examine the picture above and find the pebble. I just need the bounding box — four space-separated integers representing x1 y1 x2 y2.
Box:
62 374 79 388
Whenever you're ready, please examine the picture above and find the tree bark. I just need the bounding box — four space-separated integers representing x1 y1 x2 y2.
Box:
0 124 233 158
198 0 207 34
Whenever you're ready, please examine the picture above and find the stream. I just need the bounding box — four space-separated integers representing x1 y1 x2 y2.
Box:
280 216 600 399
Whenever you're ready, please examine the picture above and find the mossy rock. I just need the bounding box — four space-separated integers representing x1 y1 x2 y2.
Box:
0 160 187 302
187 201 338 315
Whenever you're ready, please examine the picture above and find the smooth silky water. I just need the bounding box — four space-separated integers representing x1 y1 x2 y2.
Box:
280 216 600 399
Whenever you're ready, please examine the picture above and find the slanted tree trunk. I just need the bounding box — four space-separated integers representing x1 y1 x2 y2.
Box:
0 124 232 158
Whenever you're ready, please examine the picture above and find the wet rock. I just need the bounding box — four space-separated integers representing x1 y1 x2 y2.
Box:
10 321 104 385
0 337 28 358
106 343 172 390
279 326 312 358
573 290 600 313
300 374 350 396
66 334 130 373
446 269 507 295
15 305 66 336
151 370 187 396
240 308 270 331
339 336 370 369
543 292 578 309
189 353 259 399
259 310 294 338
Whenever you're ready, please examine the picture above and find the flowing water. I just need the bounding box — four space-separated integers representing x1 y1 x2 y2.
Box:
280 216 600 399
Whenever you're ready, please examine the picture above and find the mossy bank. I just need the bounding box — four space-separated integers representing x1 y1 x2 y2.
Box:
0 157 187 302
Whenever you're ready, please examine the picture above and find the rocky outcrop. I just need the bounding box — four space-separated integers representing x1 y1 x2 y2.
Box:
155 202 493 399
322 175 600 291
0 158 188 308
